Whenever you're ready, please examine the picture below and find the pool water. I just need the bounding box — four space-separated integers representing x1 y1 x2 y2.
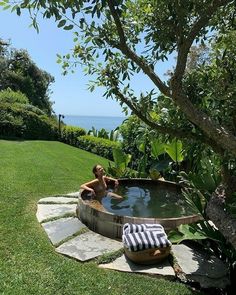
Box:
101 183 196 218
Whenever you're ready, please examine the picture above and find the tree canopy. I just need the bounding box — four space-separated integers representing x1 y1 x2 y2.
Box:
0 41 54 115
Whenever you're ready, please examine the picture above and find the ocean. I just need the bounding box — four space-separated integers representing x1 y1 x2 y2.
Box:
62 115 126 132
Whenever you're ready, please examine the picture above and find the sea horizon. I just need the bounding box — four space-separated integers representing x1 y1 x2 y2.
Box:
62 114 127 132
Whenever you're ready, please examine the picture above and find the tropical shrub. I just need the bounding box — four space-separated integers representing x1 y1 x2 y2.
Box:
168 168 236 266
119 115 153 171
120 115 186 179
76 135 121 160
107 148 134 178
88 127 109 139
150 138 184 181
88 126 121 141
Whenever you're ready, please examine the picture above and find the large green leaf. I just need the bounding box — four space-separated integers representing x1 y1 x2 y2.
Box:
167 230 184 244
168 221 225 245
168 223 207 244
150 139 166 158
165 139 184 163
182 189 205 216
113 148 131 170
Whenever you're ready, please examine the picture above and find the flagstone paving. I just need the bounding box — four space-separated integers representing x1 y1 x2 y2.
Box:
36 204 77 223
65 192 81 197
56 231 123 261
36 193 230 290
41 217 86 245
38 196 78 204
99 254 175 277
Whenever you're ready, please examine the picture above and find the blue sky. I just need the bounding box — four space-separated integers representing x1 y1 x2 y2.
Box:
0 8 175 117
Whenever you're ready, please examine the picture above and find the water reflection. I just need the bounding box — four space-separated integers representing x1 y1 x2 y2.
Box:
101 183 197 218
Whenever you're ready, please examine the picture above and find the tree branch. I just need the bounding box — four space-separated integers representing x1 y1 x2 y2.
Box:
170 0 236 156
174 0 233 80
110 85 217 145
170 89 236 156
107 0 170 96
107 0 236 156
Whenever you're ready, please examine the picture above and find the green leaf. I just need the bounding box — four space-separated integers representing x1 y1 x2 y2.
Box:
168 230 184 244
138 142 145 153
64 24 73 30
168 224 207 244
113 148 131 170
16 6 21 15
165 139 184 163
3 4 10 10
150 139 166 158
178 224 207 240
57 19 66 28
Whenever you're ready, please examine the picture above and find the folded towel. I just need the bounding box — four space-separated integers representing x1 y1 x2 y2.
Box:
122 230 171 252
123 223 164 235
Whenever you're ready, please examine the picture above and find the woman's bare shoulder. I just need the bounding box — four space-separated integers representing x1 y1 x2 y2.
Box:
82 178 99 187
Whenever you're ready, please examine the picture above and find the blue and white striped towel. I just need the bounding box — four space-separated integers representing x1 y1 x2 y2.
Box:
122 223 171 252
123 223 164 235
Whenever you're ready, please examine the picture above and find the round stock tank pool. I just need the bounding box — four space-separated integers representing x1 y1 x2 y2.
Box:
77 178 201 239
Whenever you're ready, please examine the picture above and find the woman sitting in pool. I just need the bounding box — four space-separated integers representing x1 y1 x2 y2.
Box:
80 164 123 200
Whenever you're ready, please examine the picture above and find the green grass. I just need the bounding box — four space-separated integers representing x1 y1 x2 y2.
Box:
0 140 203 295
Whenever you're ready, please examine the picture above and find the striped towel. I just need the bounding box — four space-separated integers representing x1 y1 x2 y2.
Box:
122 223 171 252
123 223 164 235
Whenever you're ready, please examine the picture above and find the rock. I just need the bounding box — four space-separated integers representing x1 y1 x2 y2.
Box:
172 244 230 288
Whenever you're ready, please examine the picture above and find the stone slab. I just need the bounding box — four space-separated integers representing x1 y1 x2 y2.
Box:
38 197 78 204
56 231 123 261
41 217 86 245
172 244 230 288
99 254 175 277
36 204 76 223
66 192 81 197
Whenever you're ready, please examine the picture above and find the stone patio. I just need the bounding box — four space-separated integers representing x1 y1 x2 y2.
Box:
36 192 230 289
99 254 175 277
56 231 123 261
41 217 86 245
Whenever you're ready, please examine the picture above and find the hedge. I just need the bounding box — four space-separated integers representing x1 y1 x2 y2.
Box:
61 125 86 145
0 102 58 140
76 135 121 160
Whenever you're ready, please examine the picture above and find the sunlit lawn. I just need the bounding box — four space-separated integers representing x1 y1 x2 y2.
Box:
0 140 203 295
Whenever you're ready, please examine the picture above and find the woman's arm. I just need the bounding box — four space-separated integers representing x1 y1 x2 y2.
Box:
105 176 119 187
80 179 98 196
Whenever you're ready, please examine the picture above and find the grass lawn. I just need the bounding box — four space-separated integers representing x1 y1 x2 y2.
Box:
0 140 203 295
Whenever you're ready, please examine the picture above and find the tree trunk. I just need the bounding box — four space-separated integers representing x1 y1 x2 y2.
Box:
206 185 236 249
